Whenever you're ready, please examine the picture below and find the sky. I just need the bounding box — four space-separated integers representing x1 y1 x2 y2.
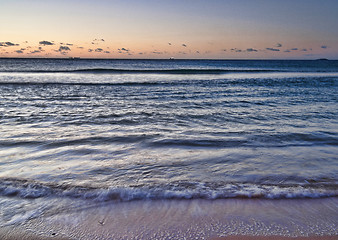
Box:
1 0 338 59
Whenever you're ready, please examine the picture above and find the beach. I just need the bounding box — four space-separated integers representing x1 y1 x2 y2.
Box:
1 198 337 239
1 0 338 238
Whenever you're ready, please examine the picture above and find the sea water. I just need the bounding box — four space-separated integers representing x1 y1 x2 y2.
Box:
0 59 337 226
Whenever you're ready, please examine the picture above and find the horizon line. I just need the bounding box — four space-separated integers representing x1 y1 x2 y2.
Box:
0 57 335 61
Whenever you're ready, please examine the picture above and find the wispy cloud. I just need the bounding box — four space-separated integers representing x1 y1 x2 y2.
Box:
118 48 130 53
39 41 54 46
59 46 71 51
321 45 328 49
246 48 258 52
0 42 19 47
182 44 187 47
275 43 282 48
92 38 105 44
266 48 280 52
60 43 73 46
231 48 242 52
30 50 41 54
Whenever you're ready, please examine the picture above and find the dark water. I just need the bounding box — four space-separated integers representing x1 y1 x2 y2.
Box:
0 59 337 225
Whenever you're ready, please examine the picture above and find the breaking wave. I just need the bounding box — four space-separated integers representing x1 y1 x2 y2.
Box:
1 178 337 202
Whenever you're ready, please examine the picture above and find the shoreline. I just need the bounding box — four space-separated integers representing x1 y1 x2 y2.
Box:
1 198 337 239
212 237 338 240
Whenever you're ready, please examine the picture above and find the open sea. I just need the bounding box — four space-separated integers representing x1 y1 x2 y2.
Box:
0 58 337 227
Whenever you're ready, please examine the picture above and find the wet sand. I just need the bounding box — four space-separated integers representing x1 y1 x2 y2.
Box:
1 198 337 239
212 237 338 240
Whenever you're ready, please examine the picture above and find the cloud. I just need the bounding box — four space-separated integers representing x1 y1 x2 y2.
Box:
221 49 227 52
246 48 258 52
182 44 187 47
284 50 291 52
104 51 110 54
15 50 24 54
196 51 200 54
152 51 163 54
168 42 172 45
118 48 130 53
39 41 54 46
95 48 103 52
231 48 242 52
291 48 298 51
0 42 19 47
93 38 105 42
58 46 71 52
321 45 328 49
5 42 18 46
77 47 84 49
88 49 93 52
275 43 282 48
57 46 70 55
30 50 41 54
266 48 280 52
6 42 17 46
301 48 307 51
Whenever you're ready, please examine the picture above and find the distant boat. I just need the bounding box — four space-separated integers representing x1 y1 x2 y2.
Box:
315 58 329 61
69 57 80 60
169 57 175 60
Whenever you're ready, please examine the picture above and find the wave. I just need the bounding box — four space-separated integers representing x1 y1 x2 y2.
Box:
0 81 169 86
0 68 279 74
1 131 337 149
0 135 156 148
1 178 337 201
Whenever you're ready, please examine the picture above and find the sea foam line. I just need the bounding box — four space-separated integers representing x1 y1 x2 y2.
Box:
1 178 337 201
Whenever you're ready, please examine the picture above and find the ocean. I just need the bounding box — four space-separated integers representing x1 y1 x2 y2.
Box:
0 58 337 238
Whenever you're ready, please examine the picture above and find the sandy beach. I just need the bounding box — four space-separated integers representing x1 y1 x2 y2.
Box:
1 198 337 240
